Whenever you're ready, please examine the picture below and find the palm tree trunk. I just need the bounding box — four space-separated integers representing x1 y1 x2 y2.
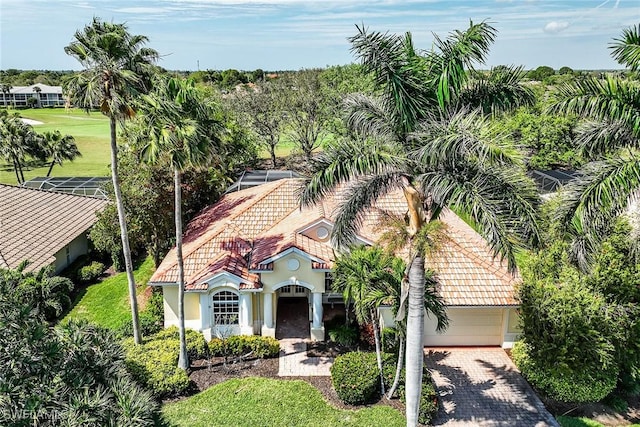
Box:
110 117 141 345
47 161 55 177
387 335 405 399
175 168 189 370
405 255 425 427
11 158 20 184
371 309 386 396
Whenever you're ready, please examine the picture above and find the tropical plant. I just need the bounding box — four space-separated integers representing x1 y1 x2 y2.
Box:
42 130 81 176
302 21 538 426
63 17 159 344
0 277 159 426
0 111 44 183
548 23 640 270
136 76 223 370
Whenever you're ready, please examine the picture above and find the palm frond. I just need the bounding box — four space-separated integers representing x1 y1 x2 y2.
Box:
549 76 640 141
300 137 405 207
610 23 640 71
344 94 396 140
556 157 640 269
460 65 534 115
331 173 404 249
576 119 639 159
418 165 540 272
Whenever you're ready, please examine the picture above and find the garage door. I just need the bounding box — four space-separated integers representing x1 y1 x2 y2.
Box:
424 307 504 346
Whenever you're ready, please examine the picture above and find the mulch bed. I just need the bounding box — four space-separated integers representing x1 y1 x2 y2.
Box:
166 354 405 413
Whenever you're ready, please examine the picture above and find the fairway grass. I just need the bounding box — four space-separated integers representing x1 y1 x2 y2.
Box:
63 257 155 330
0 108 111 184
162 377 405 427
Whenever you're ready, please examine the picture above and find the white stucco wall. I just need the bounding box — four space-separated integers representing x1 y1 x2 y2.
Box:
162 285 202 330
53 233 89 273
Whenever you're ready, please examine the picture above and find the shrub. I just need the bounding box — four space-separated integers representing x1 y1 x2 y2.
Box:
77 261 105 283
208 335 280 358
512 341 617 403
328 324 358 347
153 326 209 359
331 351 380 405
124 337 190 397
122 327 208 397
114 310 162 339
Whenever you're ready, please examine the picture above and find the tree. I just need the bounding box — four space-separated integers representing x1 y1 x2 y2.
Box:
137 76 223 370
528 65 555 81
302 21 538 426
33 85 42 107
230 81 285 168
282 69 331 161
548 23 640 269
63 17 159 344
0 111 44 183
1 83 12 107
42 130 81 176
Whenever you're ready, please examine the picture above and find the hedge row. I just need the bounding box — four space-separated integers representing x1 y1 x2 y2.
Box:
209 335 280 358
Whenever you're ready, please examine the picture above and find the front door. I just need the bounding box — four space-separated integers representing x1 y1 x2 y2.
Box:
275 286 310 339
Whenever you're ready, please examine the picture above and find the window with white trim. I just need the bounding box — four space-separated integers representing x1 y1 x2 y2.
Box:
212 291 239 325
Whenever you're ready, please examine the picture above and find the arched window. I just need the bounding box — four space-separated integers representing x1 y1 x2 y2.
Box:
212 291 239 325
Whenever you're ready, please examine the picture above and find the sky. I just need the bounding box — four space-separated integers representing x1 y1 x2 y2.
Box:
0 0 637 71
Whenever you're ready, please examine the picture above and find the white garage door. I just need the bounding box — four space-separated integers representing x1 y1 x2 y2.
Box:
424 307 504 346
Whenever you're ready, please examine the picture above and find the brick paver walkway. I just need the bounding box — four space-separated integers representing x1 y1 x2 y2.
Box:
278 338 333 376
425 348 559 427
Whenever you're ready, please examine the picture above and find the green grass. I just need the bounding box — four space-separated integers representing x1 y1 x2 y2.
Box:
162 377 404 427
0 108 111 184
557 416 640 427
63 257 155 329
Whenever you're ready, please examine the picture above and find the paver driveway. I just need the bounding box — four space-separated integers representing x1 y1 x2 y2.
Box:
425 348 559 427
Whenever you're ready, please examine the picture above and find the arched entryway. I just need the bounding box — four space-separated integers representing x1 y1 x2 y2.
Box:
275 284 310 339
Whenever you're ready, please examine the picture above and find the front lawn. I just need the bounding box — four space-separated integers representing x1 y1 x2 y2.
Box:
63 257 154 329
162 377 405 427
557 416 640 427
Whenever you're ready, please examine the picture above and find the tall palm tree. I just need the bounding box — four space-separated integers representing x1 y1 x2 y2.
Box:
1 84 12 108
302 22 539 426
137 76 223 370
549 23 640 269
42 130 81 177
33 85 42 108
63 17 158 344
0 113 42 184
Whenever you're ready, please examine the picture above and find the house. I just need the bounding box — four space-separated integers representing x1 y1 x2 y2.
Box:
0 83 65 108
150 178 522 347
0 184 107 273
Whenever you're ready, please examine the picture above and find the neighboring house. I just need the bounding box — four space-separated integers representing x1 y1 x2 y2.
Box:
150 178 522 347
0 184 107 273
0 83 65 107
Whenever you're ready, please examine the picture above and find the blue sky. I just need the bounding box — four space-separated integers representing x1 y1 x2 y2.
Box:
0 0 637 71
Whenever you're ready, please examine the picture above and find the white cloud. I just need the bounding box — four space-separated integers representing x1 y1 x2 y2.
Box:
544 21 569 33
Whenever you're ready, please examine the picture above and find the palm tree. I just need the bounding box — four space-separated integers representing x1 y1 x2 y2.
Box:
333 246 399 395
43 130 81 177
63 17 159 344
137 76 223 370
302 22 539 426
1 83 12 108
548 23 640 269
0 113 42 183
33 85 42 108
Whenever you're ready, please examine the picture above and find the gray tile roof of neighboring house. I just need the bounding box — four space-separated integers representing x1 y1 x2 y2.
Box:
10 84 63 94
0 184 107 272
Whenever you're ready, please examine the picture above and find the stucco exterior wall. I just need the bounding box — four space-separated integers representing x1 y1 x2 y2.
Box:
162 285 202 330
260 252 326 293
53 233 89 273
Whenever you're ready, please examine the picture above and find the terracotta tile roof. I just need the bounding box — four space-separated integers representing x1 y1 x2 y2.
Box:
0 184 107 272
150 179 519 306
186 251 260 291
